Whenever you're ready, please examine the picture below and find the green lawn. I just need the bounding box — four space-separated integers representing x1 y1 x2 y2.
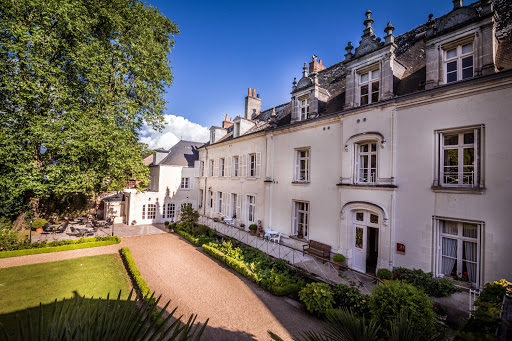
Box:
0 254 131 337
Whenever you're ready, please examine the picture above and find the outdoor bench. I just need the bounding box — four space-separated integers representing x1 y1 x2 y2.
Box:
303 240 331 263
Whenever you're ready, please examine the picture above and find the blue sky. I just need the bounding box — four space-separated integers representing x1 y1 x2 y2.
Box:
141 0 457 149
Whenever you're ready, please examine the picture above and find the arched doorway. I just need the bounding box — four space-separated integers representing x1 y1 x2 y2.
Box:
352 210 380 274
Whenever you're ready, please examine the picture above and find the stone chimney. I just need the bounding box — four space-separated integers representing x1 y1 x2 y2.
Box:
244 87 261 119
452 0 463 9
222 114 233 129
309 55 326 74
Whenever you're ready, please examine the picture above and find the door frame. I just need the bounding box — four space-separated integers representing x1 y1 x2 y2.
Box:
351 209 381 273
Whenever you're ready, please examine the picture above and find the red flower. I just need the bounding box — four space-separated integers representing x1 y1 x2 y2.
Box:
464 272 468 276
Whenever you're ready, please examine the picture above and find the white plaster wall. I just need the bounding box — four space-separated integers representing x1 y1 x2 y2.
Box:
395 83 512 285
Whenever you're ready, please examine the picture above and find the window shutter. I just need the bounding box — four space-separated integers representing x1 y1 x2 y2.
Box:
221 193 225 216
354 145 359 183
212 192 216 212
237 193 241 218
292 203 297 234
242 155 247 178
205 160 209 177
256 152 261 178
475 128 480 187
194 160 200 177
214 158 219 177
294 151 299 181
226 194 231 217
190 178 194 189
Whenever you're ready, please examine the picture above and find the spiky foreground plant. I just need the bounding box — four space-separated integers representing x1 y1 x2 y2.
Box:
0 290 208 341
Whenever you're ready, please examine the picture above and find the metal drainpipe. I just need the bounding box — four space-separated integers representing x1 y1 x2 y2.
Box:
203 146 208 216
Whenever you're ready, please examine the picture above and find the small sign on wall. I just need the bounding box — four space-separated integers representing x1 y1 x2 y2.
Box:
396 243 405 255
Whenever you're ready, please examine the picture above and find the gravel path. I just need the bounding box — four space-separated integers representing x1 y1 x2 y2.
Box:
0 233 325 340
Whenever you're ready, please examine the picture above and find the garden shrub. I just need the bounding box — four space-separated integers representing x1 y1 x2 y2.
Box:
370 280 437 339
456 279 509 341
176 229 216 247
376 268 393 280
0 217 12 230
32 218 47 230
393 267 458 297
333 283 370 317
0 229 18 251
332 253 345 263
202 241 303 296
299 282 335 316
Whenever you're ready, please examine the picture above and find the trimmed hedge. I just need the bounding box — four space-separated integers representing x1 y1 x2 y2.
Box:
0 237 121 258
176 229 215 247
202 242 302 296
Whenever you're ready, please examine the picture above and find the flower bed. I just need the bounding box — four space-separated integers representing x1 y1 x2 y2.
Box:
175 229 216 247
393 267 458 297
0 236 121 258
202 240 304 296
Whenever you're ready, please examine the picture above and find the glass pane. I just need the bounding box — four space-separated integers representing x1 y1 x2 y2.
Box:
360 84 368 96
444 149 458 166
447 71 457 83
360 73 369 83
370 214 378 224
463 148 474 166
360 94 368 105
463 132 474 144
371 69 380 80
371 81 379 103
371 143 377 152
442 221 458 235
355 227 363 248
462 66 473 79
447 61 457 73
462 43 473 54
446 48 457 59
444 134 459 146
463 223 478 238
360 144 368 153
462 56 473 69
356 212 364 221
371 155 376 168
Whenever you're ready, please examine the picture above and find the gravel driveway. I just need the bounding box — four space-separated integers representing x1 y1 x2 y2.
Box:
0 233 325 340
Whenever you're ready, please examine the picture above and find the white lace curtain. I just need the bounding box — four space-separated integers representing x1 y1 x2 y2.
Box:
464 241 477 283
441 237 457 276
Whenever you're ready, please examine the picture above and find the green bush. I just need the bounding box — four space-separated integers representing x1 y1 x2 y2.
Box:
456 279 509 340
393 267 458 297
32 218 47 230
332 253 345 263
0 229 18 251
0 237 121 258
333 283 370 317
176 229 215 247
0 217 12 230
370 280 437 338
164 221 170 226
248 224 257 231
202 241 303 296
299 282 335 316
376 268 393 280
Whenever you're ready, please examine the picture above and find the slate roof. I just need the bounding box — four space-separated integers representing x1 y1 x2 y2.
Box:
158 140 203 167
201 0 512 149
103 193 125 202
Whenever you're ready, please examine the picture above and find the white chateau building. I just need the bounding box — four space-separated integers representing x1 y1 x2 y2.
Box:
193 0 512 288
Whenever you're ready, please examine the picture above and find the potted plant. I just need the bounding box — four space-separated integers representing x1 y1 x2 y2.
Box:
240 223 246 228
332 253 345 270
164 221 173 232
249 224 257 235
32 218 47 233
297 228 303 239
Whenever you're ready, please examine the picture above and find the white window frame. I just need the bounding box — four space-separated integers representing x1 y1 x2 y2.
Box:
209 160 214 177
247 195 256 223
444 41 474 84
434 217 481 287
180 177 190 189
200 161 204 177
359 69 380 105
165 203 175 221
217 192 223 214
143 203 156 220
293 200 309 238
219 158 225 177
294 148 310 182
248 153 256 177
356 142 377 184
437 126 482 188
299 96 310 121
232 156 239 177
199 190 203 209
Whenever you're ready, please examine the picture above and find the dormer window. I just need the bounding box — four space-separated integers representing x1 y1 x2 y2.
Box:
445 42 473 83
234 122 240 138
360 70 380 105
299 96 310 121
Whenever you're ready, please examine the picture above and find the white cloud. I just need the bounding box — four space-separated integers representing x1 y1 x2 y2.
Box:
140 115 210 150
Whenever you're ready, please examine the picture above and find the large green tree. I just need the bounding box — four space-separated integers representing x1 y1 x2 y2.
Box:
0 0 178 220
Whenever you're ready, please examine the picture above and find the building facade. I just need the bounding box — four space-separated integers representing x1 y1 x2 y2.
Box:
197 0 512 288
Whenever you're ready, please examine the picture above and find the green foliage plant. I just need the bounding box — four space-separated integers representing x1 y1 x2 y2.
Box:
0 217 13 230
332 253 345 263
298 282 335 316
0 236 120 255
180 206 199 229
0 290 207 341
376 268 393 280
32 218 47 230
333 283 370 317
0 229 19 251
176 229 215 247
0 0 180 220
393 267 458 297
370 281 437 339
456 279 509 340
164 221 170 227
249 224 257 231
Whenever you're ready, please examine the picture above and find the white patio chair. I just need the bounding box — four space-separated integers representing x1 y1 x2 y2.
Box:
269 232 281 245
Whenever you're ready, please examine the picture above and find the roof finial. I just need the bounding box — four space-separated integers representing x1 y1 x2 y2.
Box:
302 62 308 77
344 42 354 61
364 10 374 29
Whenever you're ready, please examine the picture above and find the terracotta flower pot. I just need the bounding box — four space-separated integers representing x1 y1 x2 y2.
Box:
36 228 43 233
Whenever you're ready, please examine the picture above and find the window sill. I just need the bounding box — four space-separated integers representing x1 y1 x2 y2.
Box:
288 235 308 243
431 186 485 194
292 181 310 185
337 183 397 190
